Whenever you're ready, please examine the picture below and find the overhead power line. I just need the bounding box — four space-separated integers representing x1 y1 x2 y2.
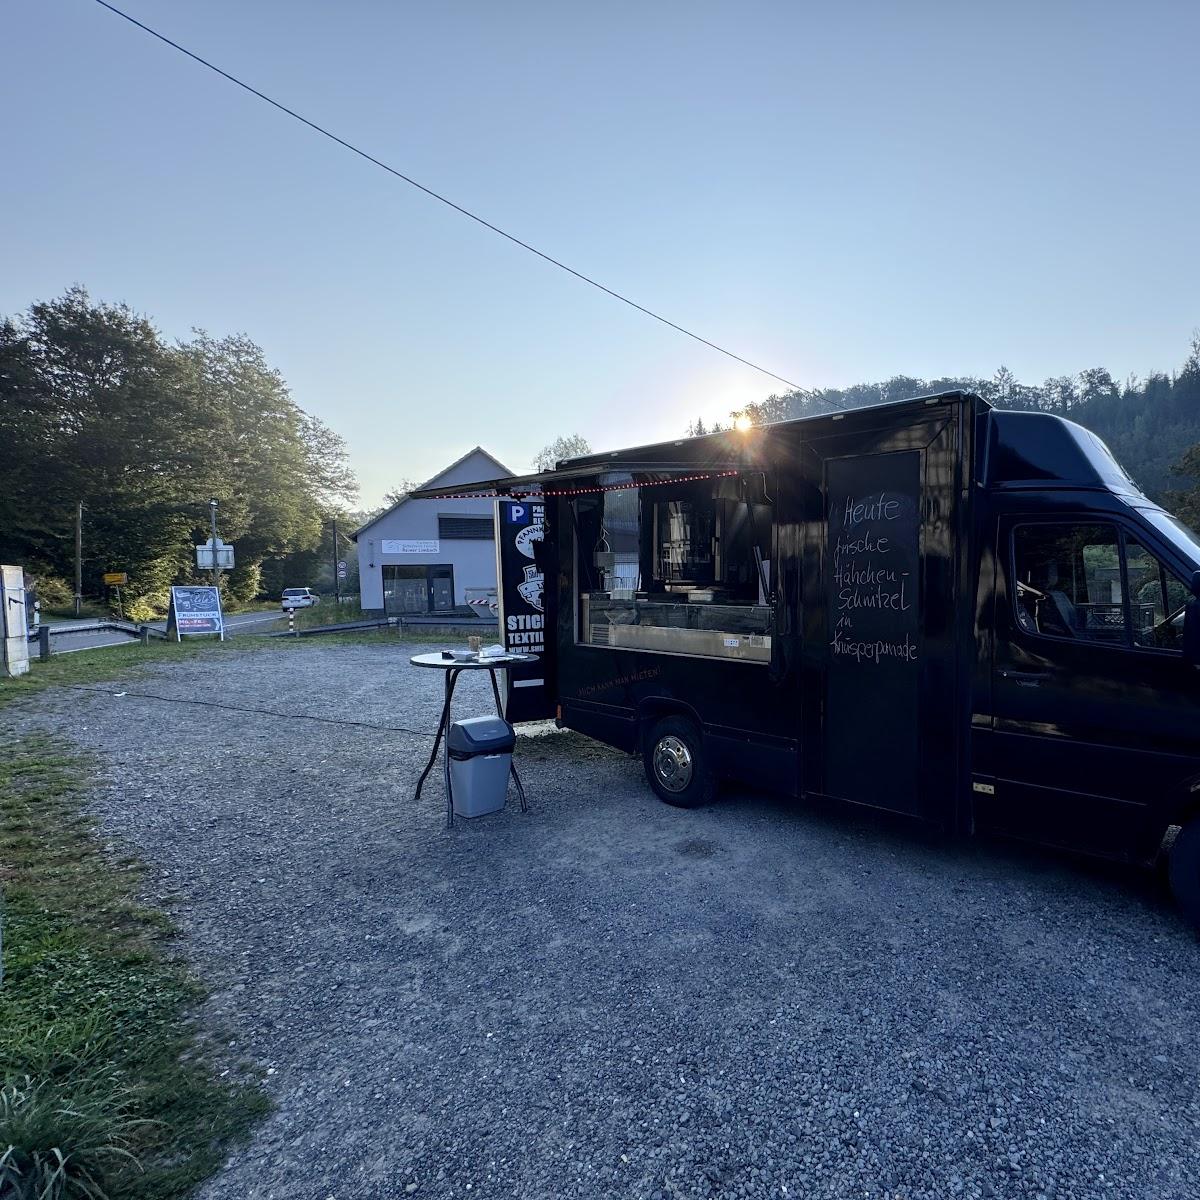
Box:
89 0 831 403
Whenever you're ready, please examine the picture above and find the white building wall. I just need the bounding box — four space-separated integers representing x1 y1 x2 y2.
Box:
355 449 509 614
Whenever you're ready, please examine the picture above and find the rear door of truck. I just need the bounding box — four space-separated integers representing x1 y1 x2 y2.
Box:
797 396 972 822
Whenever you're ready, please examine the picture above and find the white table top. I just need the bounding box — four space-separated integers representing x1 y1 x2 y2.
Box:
409 651 539 670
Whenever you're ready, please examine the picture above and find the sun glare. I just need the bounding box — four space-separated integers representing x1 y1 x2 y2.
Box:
733 414 754 432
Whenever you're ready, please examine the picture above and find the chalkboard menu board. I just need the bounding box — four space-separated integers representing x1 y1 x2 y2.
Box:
825 451 921 813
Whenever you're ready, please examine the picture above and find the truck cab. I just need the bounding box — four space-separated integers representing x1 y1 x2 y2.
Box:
971 410 1200 898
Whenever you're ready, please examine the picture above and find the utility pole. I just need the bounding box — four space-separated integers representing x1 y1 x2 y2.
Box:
209 498 220 588
332 517 341 605
74 500 83 617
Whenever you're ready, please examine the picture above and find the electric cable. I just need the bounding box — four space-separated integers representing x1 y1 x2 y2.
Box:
88 0 843 408
64 683 436 738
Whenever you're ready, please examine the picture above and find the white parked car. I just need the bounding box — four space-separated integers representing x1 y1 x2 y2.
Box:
281 587 321 611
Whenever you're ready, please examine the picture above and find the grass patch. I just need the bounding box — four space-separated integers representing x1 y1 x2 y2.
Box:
288 598 365 629
0 734 269 1199
40 604 110 622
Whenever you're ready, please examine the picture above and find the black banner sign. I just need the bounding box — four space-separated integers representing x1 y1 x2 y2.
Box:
496 498 554 722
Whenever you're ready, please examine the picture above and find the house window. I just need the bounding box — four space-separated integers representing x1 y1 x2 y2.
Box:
382 565 455 614
438 515 494 540
575 475 773 662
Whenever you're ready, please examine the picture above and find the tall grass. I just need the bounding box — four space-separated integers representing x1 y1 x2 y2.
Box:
0 735 269 1198
0 1077 144 1200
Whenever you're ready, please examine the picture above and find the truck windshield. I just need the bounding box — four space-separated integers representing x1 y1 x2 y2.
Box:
1137 509 1200 570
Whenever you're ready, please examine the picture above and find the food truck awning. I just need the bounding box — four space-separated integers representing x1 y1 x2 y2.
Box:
410 461 745 500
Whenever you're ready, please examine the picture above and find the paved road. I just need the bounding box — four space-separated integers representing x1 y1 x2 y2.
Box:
37 610 286 654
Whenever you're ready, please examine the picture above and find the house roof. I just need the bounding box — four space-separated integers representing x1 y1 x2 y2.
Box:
352 446 514 539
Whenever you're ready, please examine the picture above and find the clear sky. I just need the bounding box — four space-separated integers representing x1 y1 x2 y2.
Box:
5 0 1197 505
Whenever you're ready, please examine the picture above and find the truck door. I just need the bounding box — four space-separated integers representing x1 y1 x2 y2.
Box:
800 403 967 822
982 511 1200 859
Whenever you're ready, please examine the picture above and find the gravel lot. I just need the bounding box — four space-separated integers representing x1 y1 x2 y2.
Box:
8 637 1200 1200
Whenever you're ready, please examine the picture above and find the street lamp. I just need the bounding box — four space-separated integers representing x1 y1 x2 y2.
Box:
209 499 219 587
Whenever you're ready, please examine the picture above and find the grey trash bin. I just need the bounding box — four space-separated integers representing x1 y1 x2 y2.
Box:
447 716 516 818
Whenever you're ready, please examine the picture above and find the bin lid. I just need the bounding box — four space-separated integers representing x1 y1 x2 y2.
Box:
447 715 515 757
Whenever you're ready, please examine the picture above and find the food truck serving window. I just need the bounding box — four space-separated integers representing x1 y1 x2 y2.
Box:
575 474 773 662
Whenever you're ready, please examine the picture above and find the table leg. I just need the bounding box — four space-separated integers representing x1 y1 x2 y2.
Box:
490 668 529 813
443 670 461 827
414 668 457 807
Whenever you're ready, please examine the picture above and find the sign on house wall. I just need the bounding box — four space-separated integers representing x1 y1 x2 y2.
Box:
381 539 440 555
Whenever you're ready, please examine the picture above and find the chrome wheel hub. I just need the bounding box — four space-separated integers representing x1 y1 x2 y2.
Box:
653 735 693 793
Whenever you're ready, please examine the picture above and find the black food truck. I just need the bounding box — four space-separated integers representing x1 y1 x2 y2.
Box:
415 392 1200 924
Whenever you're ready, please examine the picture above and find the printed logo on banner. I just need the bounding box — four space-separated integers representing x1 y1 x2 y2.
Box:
517 563 543 612
514 524 540 559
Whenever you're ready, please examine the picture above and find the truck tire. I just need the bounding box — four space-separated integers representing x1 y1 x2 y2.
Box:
1169 817 1200 928
643 716 717 809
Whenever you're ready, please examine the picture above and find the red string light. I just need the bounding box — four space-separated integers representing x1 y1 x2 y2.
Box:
425 470 740 502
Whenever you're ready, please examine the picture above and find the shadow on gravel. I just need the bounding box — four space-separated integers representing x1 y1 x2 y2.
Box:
715 780 1181 925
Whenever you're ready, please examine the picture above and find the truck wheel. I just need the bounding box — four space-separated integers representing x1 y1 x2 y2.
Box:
1169 818 1200 928
643 716 717 809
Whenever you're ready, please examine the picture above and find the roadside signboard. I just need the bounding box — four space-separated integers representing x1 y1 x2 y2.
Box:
495 498 554 722
195 539 235 570
165 585 224 641
103 571 128 586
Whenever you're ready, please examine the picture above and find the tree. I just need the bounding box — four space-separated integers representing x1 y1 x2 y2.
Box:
0 288 355 613
717 332 1200 508
381 479 421 509
533 434 591 473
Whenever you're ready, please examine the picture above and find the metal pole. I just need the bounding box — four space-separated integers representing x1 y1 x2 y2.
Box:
74 500 83 616
39 626 50 661
332 518 341 606
209 499 220 588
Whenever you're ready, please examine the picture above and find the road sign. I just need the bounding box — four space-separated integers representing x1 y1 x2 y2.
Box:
337 559 348 579
103 572 128 586
195 538 235 570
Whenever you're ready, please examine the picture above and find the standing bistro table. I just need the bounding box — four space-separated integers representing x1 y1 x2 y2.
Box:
411 651 538 826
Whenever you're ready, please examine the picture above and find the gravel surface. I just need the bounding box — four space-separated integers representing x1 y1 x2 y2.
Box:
7 637 1200 1200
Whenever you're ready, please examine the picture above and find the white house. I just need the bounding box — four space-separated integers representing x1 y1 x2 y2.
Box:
354 447 512 616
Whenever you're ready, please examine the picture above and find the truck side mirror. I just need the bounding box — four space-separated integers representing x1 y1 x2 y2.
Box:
1184 571 1200 667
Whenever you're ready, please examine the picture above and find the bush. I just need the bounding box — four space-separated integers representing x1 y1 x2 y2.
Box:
28 573 72 610
122 592 168 624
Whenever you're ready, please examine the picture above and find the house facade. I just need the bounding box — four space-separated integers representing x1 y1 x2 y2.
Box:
354 447 512 616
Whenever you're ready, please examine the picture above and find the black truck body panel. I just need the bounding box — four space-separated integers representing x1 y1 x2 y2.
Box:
415 391 1200 866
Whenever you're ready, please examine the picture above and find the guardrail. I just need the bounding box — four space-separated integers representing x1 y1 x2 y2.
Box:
28 621 166 659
